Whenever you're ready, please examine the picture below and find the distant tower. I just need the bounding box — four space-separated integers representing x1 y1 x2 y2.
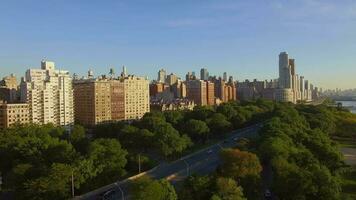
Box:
200 68 209 80
109 68 115 78
121 66 127 77
279 52 292 89
157 69 166 83
41 60 55 70
88 69 94 79
228 76 234 84
223 72 227 81
73 73 78 80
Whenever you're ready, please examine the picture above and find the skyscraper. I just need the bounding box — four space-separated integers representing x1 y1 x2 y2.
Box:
20 61 74 127
166 73 178 85
278 52 292 89
223 72 227 82
158 69 166 83
200 68 209 80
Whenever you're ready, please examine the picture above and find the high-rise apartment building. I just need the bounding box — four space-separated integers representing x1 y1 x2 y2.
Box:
157 69 166 83
279 52 292 89
0 101 29 129
186 80 207 106
186 72 196 81
150 82 165 97
20 61 74 127
200 68 209 80
0 74 18 103
213 77 237 102
277 52 308 103
166 73 178 85
74 68 149 125
172 80 186 98
206 81 215 105
73 77 125 126
123 75 150 120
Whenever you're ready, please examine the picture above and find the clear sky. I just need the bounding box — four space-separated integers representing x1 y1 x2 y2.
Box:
0 0 355 89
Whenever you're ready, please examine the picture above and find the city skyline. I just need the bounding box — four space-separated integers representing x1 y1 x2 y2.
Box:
1 0 356 89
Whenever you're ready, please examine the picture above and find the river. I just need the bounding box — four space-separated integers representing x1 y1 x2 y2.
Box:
336 101 356 114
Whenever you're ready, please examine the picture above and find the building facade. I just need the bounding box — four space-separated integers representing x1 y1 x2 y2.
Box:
206 81 215 106
200 68 209 80
20 61 74 127
0 101 30 129
123 75 150 120
0 74 18 103
186 80 207 106
157 69 166 83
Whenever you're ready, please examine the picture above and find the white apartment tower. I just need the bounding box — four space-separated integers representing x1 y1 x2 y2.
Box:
20 61 74 127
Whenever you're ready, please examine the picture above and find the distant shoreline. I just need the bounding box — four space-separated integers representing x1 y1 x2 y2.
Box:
336 100 356 114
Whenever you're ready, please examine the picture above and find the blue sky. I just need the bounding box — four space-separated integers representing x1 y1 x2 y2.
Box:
0 0 356 89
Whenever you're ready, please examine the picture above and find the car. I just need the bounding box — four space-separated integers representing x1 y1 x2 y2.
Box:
100 189 117 200
207 149 213 154
264 189 272 199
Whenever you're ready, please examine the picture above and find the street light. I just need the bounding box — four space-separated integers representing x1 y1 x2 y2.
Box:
183 160 189 176
114 183 124 200
71 170 75 198
0 174 2 192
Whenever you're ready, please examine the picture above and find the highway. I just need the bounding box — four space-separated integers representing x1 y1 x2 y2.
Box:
75 123 262 200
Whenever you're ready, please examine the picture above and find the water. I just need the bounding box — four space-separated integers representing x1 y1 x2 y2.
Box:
336 101 356 114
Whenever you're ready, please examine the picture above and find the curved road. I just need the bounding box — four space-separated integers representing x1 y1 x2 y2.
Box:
75 123 262 200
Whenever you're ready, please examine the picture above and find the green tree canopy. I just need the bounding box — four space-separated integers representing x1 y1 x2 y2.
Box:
131 176 177 200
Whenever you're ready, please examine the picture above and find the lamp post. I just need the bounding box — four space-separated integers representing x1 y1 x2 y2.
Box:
114 183 124 200
138 154 141 174
0 174 2 192
183 160 189 176
71 170 75 198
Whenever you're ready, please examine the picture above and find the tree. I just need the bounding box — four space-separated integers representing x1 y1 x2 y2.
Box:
213 177 246 200
69 125 86 144
207 113 232 134
216 103 238 120
164 110 184 127
184 119 210 142
139 112 166 132
22 163 73 200
219 149 262 180
69 125 89 154
179 175 214 200
153 122 192 157
231 113 247 129
92 122 125 138
131 176 177 200
87 138 127 186
188 106 215 121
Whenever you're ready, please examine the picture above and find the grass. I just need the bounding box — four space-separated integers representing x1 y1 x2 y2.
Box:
340 166 356 199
